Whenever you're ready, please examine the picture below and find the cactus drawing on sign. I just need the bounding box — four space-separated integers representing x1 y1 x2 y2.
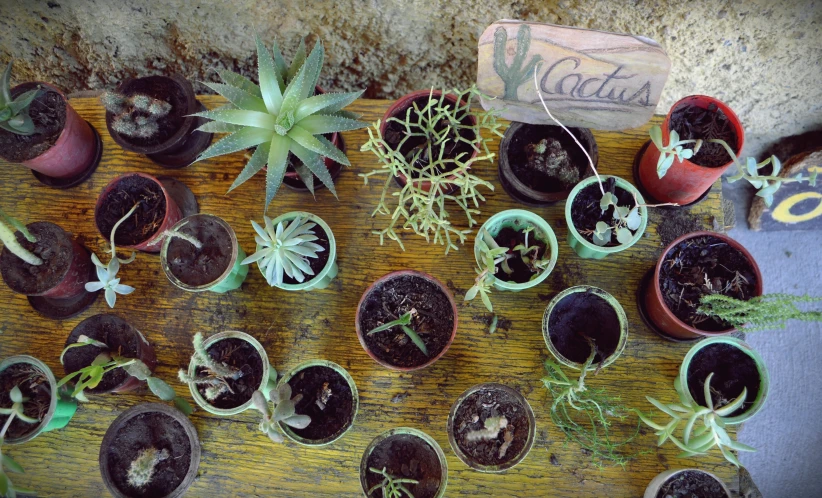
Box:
494 24 542 100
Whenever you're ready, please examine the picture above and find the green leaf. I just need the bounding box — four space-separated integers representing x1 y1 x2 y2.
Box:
192 108 277 130
299 41 324 101
216 69 262 98
480 289 493 312
668 129 680 145
646 396 684 419
147 376 177 401
228 141 270 193
746 157 758 176
2 455 24 474
196 121 243 133
600 192 616 212
290 141 338 198
273 398 296 421
464 285 479 301
279 55 309 116
625 207 642 230
720 444 742 467
293 92 359 122
401 325 429 356
299 113 367 135
770 155 781 177
615 227 633 245
174 396 195 416
0 472 9 496
287 38 307 83
292 161 315 195
9 386 22 404
613 205 629 220
658 153 675 178
8 88 40 115
0 60 12 106
283 414 311 429
200 81 267 113
255 35 284 115
726 439 756 453
287 125 350 166
123 360 152 381
195 126 273 163
703 373 715 411
264 135 291 209
270 40 288 89
649 125 664 150
715 387 747 417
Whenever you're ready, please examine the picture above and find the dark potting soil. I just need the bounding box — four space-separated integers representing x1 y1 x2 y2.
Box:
0 83 66 162
659 235 758 331
167 217 232 286
286 365 354 442
62 315 141 393
652 208 703 248
359 274 454 368
282 223 331 286
112 76 187 147
669 103 738 168
656 470 727 498
365 433 443 498
687 343 760 417
0 222 72 295
509 124 588 193
0 363 50 440
452 387 530 467
195 338 263 409
96 175 167 246
105 412 192 498
548 290 620 364
570 177 636 247
491 226 548 284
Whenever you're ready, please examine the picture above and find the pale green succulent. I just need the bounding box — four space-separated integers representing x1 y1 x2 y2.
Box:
251 383 311 444
241 215 324 287
0 60 41 136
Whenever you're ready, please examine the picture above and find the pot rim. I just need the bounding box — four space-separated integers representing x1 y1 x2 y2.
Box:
0 355 58 445
643 468 731 498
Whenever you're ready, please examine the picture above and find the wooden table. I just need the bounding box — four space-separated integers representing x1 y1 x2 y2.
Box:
0 96 735 497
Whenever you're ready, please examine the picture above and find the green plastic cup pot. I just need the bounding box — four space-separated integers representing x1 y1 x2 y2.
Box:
446 383 535 472
276 360 359 446
257 211 338 291
565 175 648 259
644 469 731 498
360 427 448 498
542 285 628 370
0 355 77 444
677 336 769 425
161 214 249 293
186 331 275 416
473 209 558 292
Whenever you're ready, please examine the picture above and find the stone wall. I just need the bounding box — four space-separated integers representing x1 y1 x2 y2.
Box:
2 0 820 155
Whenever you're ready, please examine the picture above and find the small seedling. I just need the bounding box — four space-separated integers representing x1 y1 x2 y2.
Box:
0 208 42 266
148 220 203 250
85 204 138 308
0 60 41 136
126 447 169 489
697 293 822 331
0 385 39 498
241 215 324 287
178 333 243 403
101 91 171 139
367 309 428 356
251 382 311 443
367 467 418 498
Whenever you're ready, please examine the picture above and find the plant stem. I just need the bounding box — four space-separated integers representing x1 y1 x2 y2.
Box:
0 219 42 266
110 203 139 263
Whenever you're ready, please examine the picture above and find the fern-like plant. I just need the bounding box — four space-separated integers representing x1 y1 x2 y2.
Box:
0 60 41 136
367 467 418 498
697 293 822 331
241 215 324 287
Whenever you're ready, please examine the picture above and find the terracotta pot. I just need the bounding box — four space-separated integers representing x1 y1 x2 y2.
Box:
637 95 744 205
360 428 448 498
644 469 731 498
644 231 763 340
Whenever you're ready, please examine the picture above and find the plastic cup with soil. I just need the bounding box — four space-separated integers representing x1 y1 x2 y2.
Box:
0 355 78 445
62 314 158 395
542 286 629 371
360 427 448 498
565 175 648 260
642 231 762 340
99 402 200 498
104 75 213 169
276 360 358 446
0 81 101 188
644 468 731 498
636 95 743 205
446 383 535 473
356 270 457 371
160 214 248 293
473 209 558 292
498 122 597 206
678 336 769 425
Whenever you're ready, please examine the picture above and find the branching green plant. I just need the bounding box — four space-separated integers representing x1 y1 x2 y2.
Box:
0 60 41 136
178 333 243 403
85 204 138 308
101 91 172 139
367 309 428 356
241 215 324 287
147 220 203 250
697 293 822 331
0 385 39 498
493 24 542 100
0 209 42 266
251 382 311 443
126 447 169 489
360 86 503 254
367 467 418 498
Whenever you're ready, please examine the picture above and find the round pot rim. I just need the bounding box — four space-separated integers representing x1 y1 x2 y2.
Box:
0 221 73 296
643 468 732 498
0 355 58 445
355 270 458 371
542 285 629 370
161 214 240 292
94 172 172 249
98 402 201 498
446 383 536 472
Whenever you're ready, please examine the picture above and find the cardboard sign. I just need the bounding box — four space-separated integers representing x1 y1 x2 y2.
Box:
749 149 822 231
477 20 671 130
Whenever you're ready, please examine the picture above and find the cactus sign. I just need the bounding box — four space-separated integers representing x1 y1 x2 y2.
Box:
477 20 671 130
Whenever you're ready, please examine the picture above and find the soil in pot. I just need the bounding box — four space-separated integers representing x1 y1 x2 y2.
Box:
452 387 529 467
0 363 51 439
285 365 354 441
166 217 232 287
365 433 443 498
105 411 192 497
195 338 263 409
97 176 167 246
0 83 66 162
548 290 620 364
0 222 73 295
659 235 758 331
490 226 548 284
570 177 635 247
656 470 727 498
359 275 455 368
282 222 330 285
687 342 760 417
63 317 141 393
669 103 738 168
509 125 588 193
111 77 188 148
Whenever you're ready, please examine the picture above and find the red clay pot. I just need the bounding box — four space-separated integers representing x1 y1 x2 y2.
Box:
644 231 763 340
637 95 744 205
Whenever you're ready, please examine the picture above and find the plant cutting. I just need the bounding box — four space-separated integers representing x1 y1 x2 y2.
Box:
697 293 822 331
356 270 457 371
360 86 504 253
644 469 731 498
360 428 448 498
251 382 311 444
0 384 37 498
446 383 535 472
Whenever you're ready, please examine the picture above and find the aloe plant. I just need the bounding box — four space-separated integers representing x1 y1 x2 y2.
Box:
0 60 41 136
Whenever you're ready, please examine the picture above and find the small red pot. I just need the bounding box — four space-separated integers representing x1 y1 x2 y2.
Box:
637 95 744 205
644 231 763 340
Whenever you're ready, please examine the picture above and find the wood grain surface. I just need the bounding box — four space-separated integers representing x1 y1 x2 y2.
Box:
0 96 732 497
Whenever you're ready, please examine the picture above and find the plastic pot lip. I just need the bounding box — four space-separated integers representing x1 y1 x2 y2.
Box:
473 209 559 291
446 383 536 473
98 402 201 498
355 270 458 371
161 214 240 292
651 231 764 338
643 468 731 498
542 285 629 371
187 331 270 416
678 336 770 425
359 427 448 498
276 359 359 446
0 355 58 445
565 175 648 254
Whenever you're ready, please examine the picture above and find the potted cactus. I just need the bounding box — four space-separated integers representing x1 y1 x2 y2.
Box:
99 403 200 498
360 428 448 498
446 383 535 472
644 469 731 498
0 61 101 188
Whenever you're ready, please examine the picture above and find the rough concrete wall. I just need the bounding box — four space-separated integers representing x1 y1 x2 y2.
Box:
2 0 820 154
